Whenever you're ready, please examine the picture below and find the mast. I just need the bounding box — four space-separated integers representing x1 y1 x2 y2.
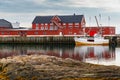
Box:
95 16 100 27
95 16 102 36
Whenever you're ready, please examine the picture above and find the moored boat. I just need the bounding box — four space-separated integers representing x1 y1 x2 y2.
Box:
74 16 109 46
74 36 109 46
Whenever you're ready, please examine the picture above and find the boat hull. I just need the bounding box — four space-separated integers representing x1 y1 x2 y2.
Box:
74 37 109 46
75 41 109 46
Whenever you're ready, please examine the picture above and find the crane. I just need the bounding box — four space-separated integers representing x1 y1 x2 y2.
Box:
95 16 100 27
95 16 102 36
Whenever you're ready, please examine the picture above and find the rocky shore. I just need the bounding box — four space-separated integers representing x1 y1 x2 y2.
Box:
0 55 120 80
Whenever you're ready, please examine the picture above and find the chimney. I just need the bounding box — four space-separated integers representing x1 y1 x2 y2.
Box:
74 13 76 16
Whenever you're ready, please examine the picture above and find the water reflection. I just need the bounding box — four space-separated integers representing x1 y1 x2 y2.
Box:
0 44 75 59
0 44 117 66
75 46 115 65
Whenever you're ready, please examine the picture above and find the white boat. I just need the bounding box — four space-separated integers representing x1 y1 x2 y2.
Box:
74 36 109 46
74 16 109 46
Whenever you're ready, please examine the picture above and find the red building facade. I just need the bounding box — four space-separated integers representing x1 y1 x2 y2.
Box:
0 15 116 37
85 26 115 36
32 15 86 35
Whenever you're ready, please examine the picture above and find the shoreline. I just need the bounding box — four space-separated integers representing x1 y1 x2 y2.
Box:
0 54 120 80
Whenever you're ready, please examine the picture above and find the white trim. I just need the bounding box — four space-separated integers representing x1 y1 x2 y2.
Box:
103 35 116 37
0 35 20 37
26 35 86 37
0 35 116 37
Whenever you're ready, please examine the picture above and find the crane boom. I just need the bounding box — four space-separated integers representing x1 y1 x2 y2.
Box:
95 16 103 35
95 16 99 27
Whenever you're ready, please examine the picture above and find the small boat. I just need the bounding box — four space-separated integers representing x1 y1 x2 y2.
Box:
74 16 109 46
74 36 109 46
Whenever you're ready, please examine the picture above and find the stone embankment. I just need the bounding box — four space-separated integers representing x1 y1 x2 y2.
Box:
0 55 120 80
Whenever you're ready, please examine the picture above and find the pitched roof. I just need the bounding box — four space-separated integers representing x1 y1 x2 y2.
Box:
32 15 84 24
0 19 13 28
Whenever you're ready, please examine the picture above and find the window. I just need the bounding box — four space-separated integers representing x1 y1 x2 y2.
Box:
69 25 73 28
41 26 44 30
45 26 48 30
62 23 66 28
63 23 66 25
75 25 79 27
45 23 47 25
110 31 112 34
59 23 61 25
68 23 73 28
36 23 39 30
50 23 53 26
75 23 79 25
82 23 85 27
54 26 58 30
75 23 79 27
50 26 54 30
36 23 39 27
41 23 44 26
36 26 39 30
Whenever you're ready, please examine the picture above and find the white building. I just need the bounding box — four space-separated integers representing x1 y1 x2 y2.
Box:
12 22 20 28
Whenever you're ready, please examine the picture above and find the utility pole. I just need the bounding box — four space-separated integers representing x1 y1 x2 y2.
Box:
108 16 110 26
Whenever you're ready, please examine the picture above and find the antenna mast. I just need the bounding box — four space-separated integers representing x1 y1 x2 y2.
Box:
95 16 99 27
95 16 102 35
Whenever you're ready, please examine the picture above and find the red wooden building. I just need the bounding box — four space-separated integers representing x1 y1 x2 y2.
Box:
0 15 116 37
32 15 86 35
85 26 115 37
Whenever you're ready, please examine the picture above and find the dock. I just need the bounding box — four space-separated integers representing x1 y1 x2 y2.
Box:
0 35 120 47
0 36 75 45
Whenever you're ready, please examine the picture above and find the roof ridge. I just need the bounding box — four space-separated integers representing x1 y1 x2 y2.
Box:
32 15 84 24
35 14 84 17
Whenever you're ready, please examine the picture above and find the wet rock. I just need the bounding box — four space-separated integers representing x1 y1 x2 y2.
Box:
0 55 120 79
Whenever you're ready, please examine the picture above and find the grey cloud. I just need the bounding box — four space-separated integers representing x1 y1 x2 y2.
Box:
0 0 75 13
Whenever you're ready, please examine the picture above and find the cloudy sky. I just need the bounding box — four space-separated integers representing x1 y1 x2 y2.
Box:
0 0 120 33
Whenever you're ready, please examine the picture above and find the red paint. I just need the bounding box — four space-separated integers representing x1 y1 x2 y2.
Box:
89 31 96 37
85 26 115 36
0 16 115 37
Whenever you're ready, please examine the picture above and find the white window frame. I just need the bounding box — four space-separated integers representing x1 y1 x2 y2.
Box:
36 23 39 30
63 23 66 25
45 23 47 25
45 26 48 30
75 23 79 25
41 26 44 30
50 26 54 30
50 23 53 26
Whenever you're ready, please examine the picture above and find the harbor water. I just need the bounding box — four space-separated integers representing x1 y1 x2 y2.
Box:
0 44 119 66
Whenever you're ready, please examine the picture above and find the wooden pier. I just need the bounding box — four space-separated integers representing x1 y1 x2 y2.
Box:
0 35 120 47
105 35 119 47
0 36 75 45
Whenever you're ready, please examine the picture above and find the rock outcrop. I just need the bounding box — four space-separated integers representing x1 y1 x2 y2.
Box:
0 55 120 80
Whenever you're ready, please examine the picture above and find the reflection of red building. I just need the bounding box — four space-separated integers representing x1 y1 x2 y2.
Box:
0 45 115 61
